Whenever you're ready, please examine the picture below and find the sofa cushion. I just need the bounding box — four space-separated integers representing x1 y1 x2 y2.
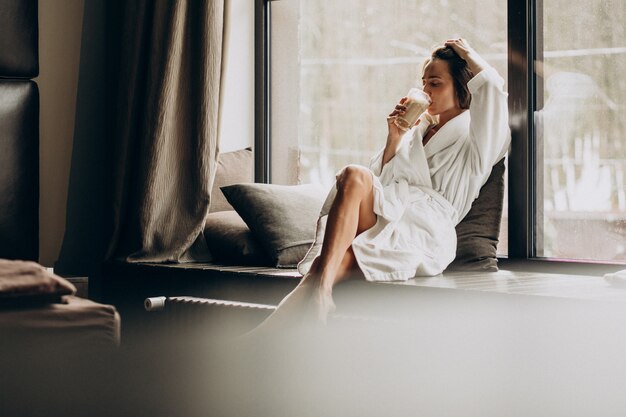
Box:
0 81 39 261
221 183 326 268
0 0 39 77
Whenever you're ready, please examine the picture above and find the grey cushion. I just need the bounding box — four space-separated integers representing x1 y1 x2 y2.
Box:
203 211 271 266
446 158 506 272
209 148 254 213
221 183 327 268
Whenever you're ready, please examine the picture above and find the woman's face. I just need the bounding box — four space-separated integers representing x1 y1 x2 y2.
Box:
421 59 460 117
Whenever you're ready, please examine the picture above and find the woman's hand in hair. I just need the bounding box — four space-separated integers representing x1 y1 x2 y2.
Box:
444 38 489 75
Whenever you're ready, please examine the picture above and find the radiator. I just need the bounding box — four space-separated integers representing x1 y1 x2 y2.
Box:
144 296 277 340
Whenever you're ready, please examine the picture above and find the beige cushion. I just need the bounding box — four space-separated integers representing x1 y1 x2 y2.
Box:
210 148 254 213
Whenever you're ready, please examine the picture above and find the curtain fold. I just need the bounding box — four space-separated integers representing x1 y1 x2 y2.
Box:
106 0 225 263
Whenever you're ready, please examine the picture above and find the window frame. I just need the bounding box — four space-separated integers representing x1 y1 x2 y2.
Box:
507 0 535 260
255 0 625 271
254 0 271 184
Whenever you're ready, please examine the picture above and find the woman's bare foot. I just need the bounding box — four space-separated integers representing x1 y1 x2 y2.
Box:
310 286 337 326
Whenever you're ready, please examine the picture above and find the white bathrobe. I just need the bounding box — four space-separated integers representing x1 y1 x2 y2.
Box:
298 66 511 281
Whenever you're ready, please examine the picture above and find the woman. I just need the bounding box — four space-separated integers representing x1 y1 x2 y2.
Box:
249 38 511 334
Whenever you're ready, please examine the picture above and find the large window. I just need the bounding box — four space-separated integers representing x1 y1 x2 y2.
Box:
536 0 626 262
269 0 509 253
264 0 626 264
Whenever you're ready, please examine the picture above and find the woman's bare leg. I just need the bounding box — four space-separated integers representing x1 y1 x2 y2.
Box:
311 166 377 322
242 166 376 337
318 166 376 283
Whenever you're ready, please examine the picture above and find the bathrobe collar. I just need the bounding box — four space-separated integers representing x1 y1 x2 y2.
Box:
423 110 470 158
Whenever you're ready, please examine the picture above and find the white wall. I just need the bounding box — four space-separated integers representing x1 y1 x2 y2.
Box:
219 0 255 153
37 0 85 267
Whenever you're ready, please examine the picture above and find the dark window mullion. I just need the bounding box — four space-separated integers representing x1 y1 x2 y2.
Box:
534 0 545 257
254 0 272 184
507 0 536 259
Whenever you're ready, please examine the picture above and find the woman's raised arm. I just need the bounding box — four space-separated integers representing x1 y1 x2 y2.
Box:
448 39 510 175
444 38 489 76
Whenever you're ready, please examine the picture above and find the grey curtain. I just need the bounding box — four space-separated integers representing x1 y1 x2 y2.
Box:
106 0 225 262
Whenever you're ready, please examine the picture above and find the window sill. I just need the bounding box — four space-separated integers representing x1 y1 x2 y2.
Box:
373 267 626 303
497 257 626 276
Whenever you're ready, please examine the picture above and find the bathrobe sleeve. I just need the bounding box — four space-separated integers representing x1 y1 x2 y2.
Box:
368 146 386 177
369 120 432 187
368 135 409 181
466 66 511 175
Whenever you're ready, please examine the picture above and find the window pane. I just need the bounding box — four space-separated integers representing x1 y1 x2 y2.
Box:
271 0 509 255
536 0 626 262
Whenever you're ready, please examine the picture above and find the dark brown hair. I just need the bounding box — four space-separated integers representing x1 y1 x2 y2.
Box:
423 46 474 109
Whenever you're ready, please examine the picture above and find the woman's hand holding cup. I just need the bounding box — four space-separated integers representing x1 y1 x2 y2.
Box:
387 88 430 141
387 97 410 141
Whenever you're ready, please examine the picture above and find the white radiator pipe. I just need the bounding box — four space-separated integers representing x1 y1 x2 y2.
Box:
144 296 167 311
